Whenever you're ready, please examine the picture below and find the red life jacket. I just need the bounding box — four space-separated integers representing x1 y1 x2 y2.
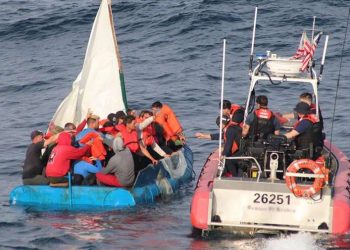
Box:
115 124 126 133
121 129 139 153
230 104 242 116
250 108 275 139
223 122 240 155
293 114 318 129
255 108 273 120
142 124 156 146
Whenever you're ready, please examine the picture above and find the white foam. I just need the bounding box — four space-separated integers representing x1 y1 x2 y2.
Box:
263 232 324 250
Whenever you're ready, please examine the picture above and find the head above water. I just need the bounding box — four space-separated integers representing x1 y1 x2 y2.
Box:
256 95 268 108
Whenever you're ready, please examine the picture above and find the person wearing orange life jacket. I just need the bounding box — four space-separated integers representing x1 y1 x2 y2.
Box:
195 101 244 140
282 92 324 130
242 95 281 140
121 115 158 175
195 107 244 176
151 101 185 150
136 110 168 159
221 99 243 119
284 102 322 160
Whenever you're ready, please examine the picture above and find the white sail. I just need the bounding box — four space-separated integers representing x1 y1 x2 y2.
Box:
52 0 126 127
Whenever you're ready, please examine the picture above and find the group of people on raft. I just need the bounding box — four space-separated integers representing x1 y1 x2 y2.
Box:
22 101 185 188
196 92 324 177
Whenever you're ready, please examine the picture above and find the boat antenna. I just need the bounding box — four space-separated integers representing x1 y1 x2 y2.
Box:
311 16 316 40
318 35 329 83
249 6 258 76
328 8 350 163
218 39 227 177
310 16 316 77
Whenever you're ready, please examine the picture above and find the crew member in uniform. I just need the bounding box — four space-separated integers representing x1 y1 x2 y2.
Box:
284 102 322 160
242 95 281 140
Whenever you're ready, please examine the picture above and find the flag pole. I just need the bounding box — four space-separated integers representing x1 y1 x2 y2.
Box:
311 16 316 40
218 39 226 178
318 35 329 83
249 6 258 76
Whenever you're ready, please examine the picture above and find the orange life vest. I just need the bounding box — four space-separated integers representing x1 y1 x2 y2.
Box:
79 131 106 160
155 104 183 141
121 129 139 153
230 104 242 116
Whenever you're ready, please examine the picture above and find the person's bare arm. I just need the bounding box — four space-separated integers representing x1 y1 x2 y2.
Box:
195 132 211 139
139 144 158 165
43 133 59 147
282 112 295 120
242 124 250 137
284 129 299 139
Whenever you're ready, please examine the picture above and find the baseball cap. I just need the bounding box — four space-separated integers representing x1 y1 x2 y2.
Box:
294 102 310 115
30 130 43 140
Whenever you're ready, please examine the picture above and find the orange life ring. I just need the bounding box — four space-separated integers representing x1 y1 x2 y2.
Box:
285 158 328 197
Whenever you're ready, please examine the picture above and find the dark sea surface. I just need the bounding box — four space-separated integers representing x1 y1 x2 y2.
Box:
0 0 349 249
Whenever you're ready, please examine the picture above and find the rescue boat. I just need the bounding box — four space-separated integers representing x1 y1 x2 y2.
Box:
9 0 194 209
191 8 350 235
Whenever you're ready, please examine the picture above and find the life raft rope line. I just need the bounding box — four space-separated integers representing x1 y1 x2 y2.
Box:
329 8 350 165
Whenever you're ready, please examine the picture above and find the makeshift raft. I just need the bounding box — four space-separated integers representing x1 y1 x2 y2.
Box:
10 145 193 209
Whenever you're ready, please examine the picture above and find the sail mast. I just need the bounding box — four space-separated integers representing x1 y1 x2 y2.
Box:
107 0 128 109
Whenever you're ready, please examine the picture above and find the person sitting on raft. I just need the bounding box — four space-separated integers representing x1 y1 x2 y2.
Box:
73 114 105 185
151 101 185 151
22 130 59 185
45 132 92 185
96 136 135 187
120 115 158 175
137 110 168 160
114 110 127 132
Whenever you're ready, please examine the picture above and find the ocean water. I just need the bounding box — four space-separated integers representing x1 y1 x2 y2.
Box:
0 0 349 249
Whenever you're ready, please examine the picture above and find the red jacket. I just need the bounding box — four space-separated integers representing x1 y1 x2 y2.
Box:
46 132 90 177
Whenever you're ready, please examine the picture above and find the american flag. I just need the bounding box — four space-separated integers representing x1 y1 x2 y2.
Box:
300 32 323 71
292 31 307 59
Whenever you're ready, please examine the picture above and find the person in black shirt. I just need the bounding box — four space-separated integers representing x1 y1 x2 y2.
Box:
22 130 58 185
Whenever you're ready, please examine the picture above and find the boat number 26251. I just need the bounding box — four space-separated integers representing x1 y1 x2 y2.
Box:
253 193 291 205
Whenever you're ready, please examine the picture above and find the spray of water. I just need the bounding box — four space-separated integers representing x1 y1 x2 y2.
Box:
263 232 324 250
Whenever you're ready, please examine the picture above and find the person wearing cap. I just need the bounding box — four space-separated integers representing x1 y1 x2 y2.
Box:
284 102 322 159
242 95 281 140
282 92 324 129
22 130 59 185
